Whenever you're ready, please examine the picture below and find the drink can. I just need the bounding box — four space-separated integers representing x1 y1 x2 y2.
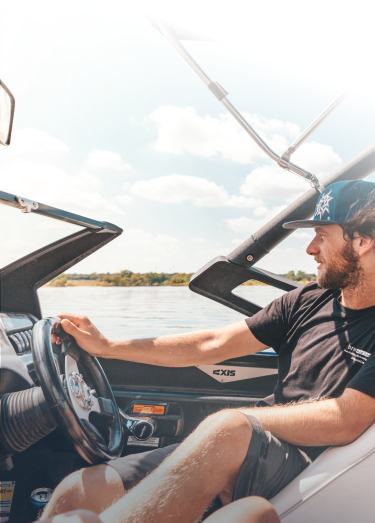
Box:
20 488 53 522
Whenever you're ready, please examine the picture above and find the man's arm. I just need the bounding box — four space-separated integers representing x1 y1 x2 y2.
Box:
54 314 268 366
241 388 375 446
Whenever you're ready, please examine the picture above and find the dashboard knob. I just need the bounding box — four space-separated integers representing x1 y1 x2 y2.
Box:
132 419 155 440
123 415 156 441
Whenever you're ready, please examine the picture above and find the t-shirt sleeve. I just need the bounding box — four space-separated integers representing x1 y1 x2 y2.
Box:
346 351 375 399
245 292 291 354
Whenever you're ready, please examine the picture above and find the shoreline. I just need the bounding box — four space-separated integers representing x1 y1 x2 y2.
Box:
45 280 268 287
46 271 316 288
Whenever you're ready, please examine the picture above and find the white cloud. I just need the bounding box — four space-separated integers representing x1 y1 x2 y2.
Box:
0 238 37 268
232 238 245 244
86 149 131 172
226 195 263 208
147 107 342 189
9 128 69 154
224 216 269 234
147 106 300 164
189 238 206 243
253 204 287 219
240 164 314 202
114 194 135 205
225 211 315 237
74 171 104 190
36 221 82 233
0 128 124 219
238 144 342 203
121 228 178 247
1 160 123 217
293 231 314 240
224 204 292 234
129 174 262 208
292 142 342 177
130 174 227 206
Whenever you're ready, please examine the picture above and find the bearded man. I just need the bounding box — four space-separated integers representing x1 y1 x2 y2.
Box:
43 180 375 523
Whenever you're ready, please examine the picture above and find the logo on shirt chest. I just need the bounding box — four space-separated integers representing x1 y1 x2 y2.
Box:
344 344 371 364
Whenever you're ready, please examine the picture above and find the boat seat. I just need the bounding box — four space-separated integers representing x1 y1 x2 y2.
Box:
270 422 375 522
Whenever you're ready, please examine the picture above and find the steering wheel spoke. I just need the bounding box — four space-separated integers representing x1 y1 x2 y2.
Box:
65 355 101 421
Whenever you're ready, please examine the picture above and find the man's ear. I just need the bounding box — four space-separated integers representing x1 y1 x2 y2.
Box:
357 235 375 257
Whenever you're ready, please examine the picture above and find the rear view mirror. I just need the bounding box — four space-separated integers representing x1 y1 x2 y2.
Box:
0 80 15 146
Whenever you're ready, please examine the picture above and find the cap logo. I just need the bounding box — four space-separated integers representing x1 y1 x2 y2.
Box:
314 189 334 219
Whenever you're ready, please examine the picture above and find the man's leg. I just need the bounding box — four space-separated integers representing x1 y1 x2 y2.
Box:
100 409 252 523
39 498 279 523
39 509 102 523
43 445 179 517
42 464 124 518
44 409 251 521
204 497 280 523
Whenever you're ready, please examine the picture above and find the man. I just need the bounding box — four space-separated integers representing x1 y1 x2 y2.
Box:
44 180 375 523
39 498 280 523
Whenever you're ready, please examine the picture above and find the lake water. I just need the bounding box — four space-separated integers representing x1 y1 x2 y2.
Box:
38 286 285 340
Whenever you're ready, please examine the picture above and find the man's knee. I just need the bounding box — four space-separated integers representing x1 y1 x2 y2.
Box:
40 509 102 523
49 468 87 511
43 464 124 516
196 410 253 499
205 497 280 523
201 409 253 448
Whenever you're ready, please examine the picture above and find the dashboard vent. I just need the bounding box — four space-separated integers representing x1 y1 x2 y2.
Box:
1 313 37 355
8 328 32 354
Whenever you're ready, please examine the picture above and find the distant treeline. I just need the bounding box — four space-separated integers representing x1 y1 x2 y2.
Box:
49 271 194 287
48 269 316 287
280 270 316 282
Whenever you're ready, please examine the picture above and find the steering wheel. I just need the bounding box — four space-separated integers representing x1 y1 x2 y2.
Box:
31 317 124 464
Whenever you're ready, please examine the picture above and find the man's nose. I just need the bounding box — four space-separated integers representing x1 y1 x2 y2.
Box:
306 237 320 256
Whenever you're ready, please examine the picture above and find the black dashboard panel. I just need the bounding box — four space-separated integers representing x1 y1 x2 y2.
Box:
0 312 37 394
1 313 36 354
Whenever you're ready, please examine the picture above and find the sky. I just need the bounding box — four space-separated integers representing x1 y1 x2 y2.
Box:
1 0 375 275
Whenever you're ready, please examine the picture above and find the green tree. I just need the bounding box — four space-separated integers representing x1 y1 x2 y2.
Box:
49 273 68 287
170 273 193 285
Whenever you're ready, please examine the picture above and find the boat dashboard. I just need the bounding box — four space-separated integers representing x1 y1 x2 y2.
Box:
0 312 40 394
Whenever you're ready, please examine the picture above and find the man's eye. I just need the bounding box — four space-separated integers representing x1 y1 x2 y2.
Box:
319 235 324 240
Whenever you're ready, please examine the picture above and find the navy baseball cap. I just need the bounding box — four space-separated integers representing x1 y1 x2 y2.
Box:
283 180 375 229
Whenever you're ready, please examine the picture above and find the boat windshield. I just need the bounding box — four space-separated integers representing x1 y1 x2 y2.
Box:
0 203 83 270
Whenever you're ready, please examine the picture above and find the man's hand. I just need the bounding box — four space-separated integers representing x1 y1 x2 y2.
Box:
52 314 111 358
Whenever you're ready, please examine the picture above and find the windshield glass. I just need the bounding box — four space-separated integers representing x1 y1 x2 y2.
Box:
0 204 82 269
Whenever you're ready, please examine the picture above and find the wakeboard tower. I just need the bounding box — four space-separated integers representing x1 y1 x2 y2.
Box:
150 17 375 317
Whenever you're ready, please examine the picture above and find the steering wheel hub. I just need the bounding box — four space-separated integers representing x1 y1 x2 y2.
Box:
68 372 94 411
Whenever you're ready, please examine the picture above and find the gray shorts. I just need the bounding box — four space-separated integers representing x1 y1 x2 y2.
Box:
106 414 311 500
232 414 311 500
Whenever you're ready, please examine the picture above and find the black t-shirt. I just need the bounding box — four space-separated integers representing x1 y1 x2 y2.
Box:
246 282 375 458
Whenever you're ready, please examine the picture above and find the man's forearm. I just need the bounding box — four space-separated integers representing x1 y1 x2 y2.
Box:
57 315 266 366
241 390 375 447
104 321 265 367
106 330 219 367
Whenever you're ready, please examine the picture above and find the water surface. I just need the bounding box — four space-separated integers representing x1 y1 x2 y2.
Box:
38 286 285 340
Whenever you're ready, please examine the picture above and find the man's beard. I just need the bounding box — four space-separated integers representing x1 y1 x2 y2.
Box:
316 241 363 290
